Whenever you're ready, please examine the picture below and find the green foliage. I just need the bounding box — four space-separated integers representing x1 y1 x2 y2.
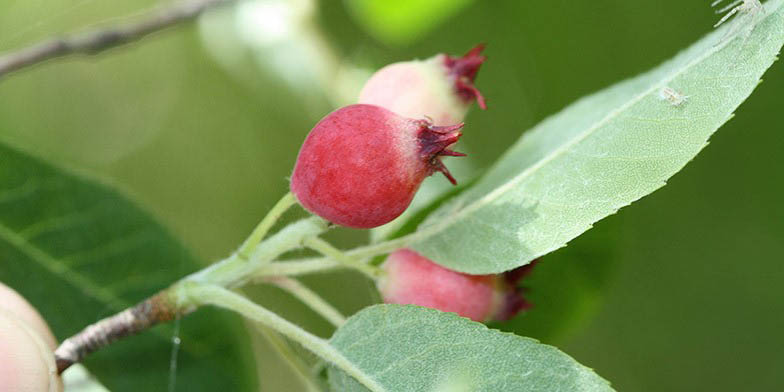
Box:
407 0 784 274
1 0 783 390
327 304 613 392
344 0 475 45
0 142 256 391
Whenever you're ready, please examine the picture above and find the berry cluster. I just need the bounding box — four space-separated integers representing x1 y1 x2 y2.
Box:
290 45 532 322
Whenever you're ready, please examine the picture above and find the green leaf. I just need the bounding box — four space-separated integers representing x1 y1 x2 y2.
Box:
402 0 784 274
344 0 475 45
0 142 257 391
327 304 613 392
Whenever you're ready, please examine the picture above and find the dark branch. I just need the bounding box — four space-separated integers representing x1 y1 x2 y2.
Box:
0 0 233 79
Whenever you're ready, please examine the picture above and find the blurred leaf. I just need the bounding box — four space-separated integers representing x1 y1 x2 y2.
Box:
327 304 613 391
0 142 256 391
343 0 475 45
405 1 784 274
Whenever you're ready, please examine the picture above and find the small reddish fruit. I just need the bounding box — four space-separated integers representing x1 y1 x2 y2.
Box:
290 104 464 228
378 249 533 323
358 44 487 125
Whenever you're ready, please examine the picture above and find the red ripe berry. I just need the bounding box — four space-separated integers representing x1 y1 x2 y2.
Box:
290 104 465 228
358 44 487 125
378 249 533 322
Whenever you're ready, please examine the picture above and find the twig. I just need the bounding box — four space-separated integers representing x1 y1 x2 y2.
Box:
238 192 298 260
264 276 347 327
303 237 382 280
54 291 184 374
52 216 329 374
0 0 234 79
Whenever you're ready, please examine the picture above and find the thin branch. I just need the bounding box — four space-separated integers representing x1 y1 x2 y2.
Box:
238 192 298 260
303 237 382 280
253 258 342 278
0 0 234 79
187 284 384 392
54 291 184 374
264 276 346 327
53 216 329 373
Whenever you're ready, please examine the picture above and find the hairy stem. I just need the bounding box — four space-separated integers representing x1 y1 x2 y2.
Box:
304 237 382 280
256 235 413 278
238 192 297 260
50 189 393 374
264 276 346 327
185 284 384 392
53 216 328 373
0 0 234 78
51 212 397 372
256 258 342 278
185 216 328 288
276 235 413 271
346 235 413 260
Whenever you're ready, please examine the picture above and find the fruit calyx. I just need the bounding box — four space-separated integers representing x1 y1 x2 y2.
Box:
416 119 466 185
443 44 487 109
492 260 538 321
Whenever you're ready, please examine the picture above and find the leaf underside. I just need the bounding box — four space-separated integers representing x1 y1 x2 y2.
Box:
401 0 784 274
327 305 613 392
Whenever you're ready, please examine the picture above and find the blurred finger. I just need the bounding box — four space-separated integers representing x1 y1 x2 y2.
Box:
0 283 62 392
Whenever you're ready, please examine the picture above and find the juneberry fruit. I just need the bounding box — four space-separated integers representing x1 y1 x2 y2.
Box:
378 249 533 322
290 104 465 228
358 44 487 125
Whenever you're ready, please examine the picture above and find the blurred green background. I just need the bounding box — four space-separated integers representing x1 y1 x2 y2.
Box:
1 0 782 391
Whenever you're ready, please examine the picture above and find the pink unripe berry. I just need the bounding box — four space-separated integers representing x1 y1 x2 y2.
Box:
358 44 487 125
290 104 465 228
378 249 532 322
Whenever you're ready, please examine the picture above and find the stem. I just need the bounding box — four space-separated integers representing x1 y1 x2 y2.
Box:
185 284 384 392
255 235 413 278
54 291 182 373
53 216 328 373
272 235 414 273
238 192 297 260
51 213 395 372
346 235 413 260
185 216 328 288
256 258 342 278
0 0 235 78
304 237 382 280
264 276 346 327
254 325 324 392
